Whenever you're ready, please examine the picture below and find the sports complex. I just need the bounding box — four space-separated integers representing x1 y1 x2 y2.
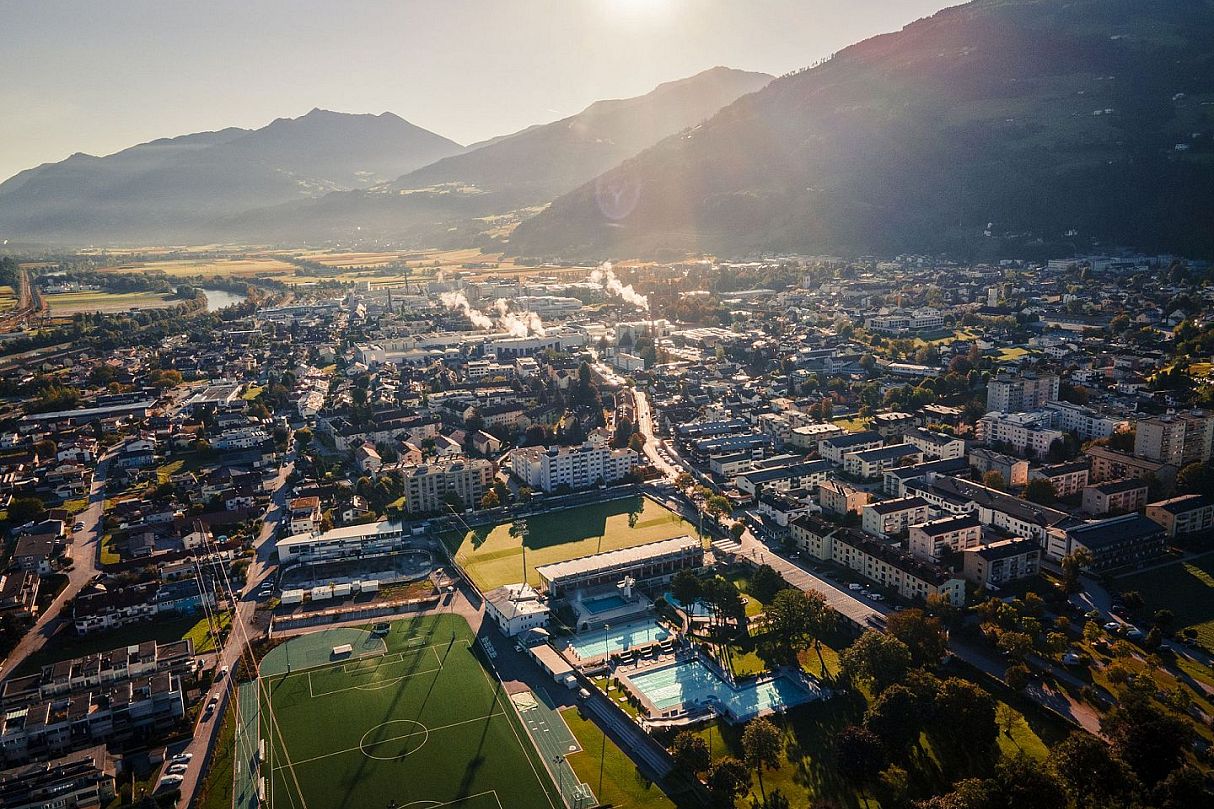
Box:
235 614 585 809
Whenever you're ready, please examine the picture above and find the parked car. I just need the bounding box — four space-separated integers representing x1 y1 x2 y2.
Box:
170 753 193 764
848 583 864 591
1103 621 1122 632
159 775 184 788
73 521 85 532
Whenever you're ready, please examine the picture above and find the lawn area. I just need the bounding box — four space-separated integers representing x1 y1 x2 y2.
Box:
194 699 237 809
562 708 676 809
62 496 89 515
443 495 696 590
0 285 15 310
831 416 869 433
996 347 1030 361
99 533 119 565
16 613 224 675
242 385 264 400
913 328 976 348
44 290 180 315
1115 554 1214 648
259 614 561 809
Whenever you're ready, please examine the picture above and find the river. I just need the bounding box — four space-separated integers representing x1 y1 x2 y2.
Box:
200 288 248 311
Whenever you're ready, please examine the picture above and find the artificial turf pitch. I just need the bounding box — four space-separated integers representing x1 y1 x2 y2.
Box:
258 614 563 809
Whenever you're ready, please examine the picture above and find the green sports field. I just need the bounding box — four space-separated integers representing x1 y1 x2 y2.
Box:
443 495 696 590
257 615 562 809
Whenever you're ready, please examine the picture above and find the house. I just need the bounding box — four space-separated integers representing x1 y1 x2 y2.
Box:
472 430 503 457
354 444 383 474
72 583 159 634
1145 494 1214 538
0 570 40 619
11 534 57 575
288 496 322 535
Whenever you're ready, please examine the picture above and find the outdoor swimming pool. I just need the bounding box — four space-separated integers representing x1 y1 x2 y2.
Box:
627 658 814 721
664 591 713 618
564 618 672 659
580 593 627 614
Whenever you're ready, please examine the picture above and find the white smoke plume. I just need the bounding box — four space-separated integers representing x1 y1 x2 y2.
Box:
439 291 494 330
493 298 547 337
590 261 648 310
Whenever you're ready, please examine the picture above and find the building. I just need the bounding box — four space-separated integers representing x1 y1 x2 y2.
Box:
819 431 883 464
909 514 983 561
976 412 1064 457
71 583 159 634
986 373 1059 413
818 479 870 516
535 535 703 599
0 571 40 620
1043 401 1129 441
1060 513 1167 571
1134 411 1214 466
1146 494 1214 538
736 460 831 500
870 412 917 440
905 427 965 460
919 476 1077 550
403 458 494 513
969 448 1029 488
1031 461 1089 498
10 536 56 576
277 520 407 565
287 496 322 535
484 583 550 637
0 744 117 808
843 444 923 480
1081 478 1149 516
1087 446 1177 492
862 496 932 539
510 441 638 493
963 538 1041 587
1 640 194 705
864 308 946 334
882 457 970 497
790 515 965 607
787 422 845 451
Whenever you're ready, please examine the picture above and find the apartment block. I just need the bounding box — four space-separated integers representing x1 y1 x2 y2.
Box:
986 373 1059 413
1145 494 1214 538
1081 478 1148 516
402 457 494 512
909 514 983 561
1134 411 1214 466
862 496 932 538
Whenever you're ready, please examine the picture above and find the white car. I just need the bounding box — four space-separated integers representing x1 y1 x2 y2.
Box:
167 763 189 775
171 753 193 764
159 774 184 787
848 583 864 591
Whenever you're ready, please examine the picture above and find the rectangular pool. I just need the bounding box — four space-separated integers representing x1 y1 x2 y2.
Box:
627 659 814 721
565 618 672 659
580 594 627 614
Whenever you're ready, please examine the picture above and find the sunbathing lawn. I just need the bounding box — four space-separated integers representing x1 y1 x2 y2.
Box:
443 495 695 590
562 708 675 809
1115 554 1214 649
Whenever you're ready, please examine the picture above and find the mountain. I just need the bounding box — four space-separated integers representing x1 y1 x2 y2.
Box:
509 0 1214 260
215 66 772 245
0 109 463 244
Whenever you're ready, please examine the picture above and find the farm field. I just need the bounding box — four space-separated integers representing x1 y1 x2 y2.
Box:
0 285 15 310
443 495 696 591
94 256 299 280
1115 554 1214 648
44 290 179 314
257 614 561 809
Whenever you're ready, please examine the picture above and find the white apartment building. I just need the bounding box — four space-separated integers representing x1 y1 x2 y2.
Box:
909 514 983 561
277 520 407 565
862 496 932 538
510 440 639 493
1043 401 1129 441
986 373 1059 413
905 426 965 460
1134 411 1214 466
403 458 494 513
976 411 1064 457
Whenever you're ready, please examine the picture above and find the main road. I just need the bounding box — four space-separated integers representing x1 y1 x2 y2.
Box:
1 449 113 678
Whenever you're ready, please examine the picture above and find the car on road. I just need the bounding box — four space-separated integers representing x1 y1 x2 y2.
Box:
1103 621 1122 632
167 763 189 775
159 774 184 788
848 583 864 591
170 753 193 764
73 521 85 532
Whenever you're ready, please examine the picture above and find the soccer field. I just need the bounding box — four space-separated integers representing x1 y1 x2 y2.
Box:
444 495 696 590
257 614 562 809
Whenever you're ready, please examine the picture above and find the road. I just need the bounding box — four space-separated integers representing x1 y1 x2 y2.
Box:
173 456 294 807
1 450 112 678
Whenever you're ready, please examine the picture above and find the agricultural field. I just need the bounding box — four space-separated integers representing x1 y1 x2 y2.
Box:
257 615 562 809
0 285 16 310
44 290 180 315
93 256 299 281
443 495 696 591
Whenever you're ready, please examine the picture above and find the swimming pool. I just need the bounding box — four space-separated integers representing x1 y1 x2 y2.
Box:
580 594 627 614
627 659 813 721
564 618 672 659
664 591 713 619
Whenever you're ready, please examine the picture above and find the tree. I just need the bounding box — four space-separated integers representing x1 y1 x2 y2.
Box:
982 471 1006 491
886 609 947 667
1024 478 1056 505
993 753 1067 809
670 731 711 776
748 565 787 604
295 428 313 451
705 494 732 521
997 631 1034 663
864 684 926 752
1051 731 1140 809
1004 664 1030 691
742 718 782 799
766 588 832 669
628 432 646 454
1060 547 1094 593
480 490 500 509
840 630 911 693
8 496 47 525
706 757 750 807
1102 687 1193 786
917 778 996 809
671 570 703 610
833 725 885 785
730 522 745 540
1151 767 1211 809
932 678 997 753
674 471 694 491
441 491 465 514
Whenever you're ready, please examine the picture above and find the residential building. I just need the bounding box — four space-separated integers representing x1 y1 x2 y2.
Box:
969 448 1029 488
905 426 965 460
1060 513 1167 571
1030 461 1089 498
843 443 923 480
484 583 550 637
818 479 870 516
976 411 1064 457
819 431 883 464
0 744 117 808
986 372 1059 413
510 441 638 493
909 514 983 561
870 412 917 440
1134 411 1214 466
277 520 407 565
1087 446 1177 492
1081 478 1149 516
403 458 494 513
736 460 831 500
1043 401 1129 441
962 538 1041 587
862 496 932 538
1145 494 1214 538
787 422 845 451
287 496 322 535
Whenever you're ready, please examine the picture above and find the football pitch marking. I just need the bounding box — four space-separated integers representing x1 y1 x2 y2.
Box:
299 640 465 698
398 791 504 809
272 711 508 769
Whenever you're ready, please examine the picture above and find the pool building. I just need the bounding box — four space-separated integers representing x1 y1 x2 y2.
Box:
534 535 703 599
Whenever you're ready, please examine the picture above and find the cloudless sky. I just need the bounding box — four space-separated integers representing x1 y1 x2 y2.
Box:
1 0 954 181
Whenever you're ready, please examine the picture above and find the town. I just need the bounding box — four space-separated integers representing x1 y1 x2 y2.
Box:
0 248 1210 809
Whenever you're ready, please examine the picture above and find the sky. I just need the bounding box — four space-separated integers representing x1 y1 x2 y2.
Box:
0 0 954 182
